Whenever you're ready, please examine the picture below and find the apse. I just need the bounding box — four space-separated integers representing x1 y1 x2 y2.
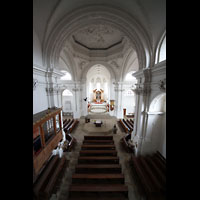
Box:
86 64 111 103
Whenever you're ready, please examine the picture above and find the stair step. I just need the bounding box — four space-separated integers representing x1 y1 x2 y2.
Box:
84 136 113 140
81 144 115 150
69 184 128 193
68 197 128 200
80 150 117 156
72 173 124 184
75 164 122 173
83 140 114 144
78 156 119 164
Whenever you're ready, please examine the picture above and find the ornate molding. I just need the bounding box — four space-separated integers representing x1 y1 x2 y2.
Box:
33 79 38 90
159 78 166 91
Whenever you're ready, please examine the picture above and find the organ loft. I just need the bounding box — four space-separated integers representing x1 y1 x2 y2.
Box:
33 0 166 199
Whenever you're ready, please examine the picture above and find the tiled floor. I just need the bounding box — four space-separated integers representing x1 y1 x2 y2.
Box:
50 114 141 200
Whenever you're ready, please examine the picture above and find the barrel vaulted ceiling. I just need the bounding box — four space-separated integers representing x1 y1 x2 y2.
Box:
33 0 166 81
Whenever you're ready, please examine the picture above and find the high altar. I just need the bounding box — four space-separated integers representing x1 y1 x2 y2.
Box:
93 89 104 102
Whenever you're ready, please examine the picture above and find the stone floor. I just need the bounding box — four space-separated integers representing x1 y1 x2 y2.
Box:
50 114 143 200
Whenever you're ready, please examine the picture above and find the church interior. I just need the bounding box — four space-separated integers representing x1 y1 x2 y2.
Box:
33 0 166 199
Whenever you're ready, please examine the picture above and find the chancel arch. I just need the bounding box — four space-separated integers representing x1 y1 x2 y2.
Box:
43 5 151 72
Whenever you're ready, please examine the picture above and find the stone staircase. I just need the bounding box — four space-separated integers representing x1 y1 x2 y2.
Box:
68 135 129 200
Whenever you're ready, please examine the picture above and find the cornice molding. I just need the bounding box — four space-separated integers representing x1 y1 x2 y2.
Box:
33 64 47 76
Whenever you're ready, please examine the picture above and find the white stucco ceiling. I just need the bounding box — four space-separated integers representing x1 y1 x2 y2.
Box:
33 0 166 80
33 0 166 47
73 24 123 49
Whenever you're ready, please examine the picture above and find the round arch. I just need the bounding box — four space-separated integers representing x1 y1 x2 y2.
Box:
43 5 151 71
155 31 166 64
149 92 166 112
81 61 117 82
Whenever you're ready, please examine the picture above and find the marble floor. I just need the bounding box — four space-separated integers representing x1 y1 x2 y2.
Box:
50 114 143 200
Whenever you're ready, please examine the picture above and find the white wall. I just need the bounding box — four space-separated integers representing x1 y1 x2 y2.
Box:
33 29 43 68
62 96 73 112
33 71 48 114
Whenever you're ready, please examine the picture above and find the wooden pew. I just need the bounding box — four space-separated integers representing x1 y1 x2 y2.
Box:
63 119 70 129
126 119 133 128
64 119 74 133
33 155 66 200
122 119 133 132
69 119 79 133
130 153 166 199
118 120 128 133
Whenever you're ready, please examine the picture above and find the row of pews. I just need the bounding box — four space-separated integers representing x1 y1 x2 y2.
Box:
68 135 129 200
130 151 166 200
118 119 134 134
33 155 67 200
63 118 79 134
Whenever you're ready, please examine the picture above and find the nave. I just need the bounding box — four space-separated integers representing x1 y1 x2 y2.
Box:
33 114 166 200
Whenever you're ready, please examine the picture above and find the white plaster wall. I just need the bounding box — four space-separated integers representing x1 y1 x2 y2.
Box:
33 29 43 68
62 96 73 112
122 93 136 115
33 73 48 114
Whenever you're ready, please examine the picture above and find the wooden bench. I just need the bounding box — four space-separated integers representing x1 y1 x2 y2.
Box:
63 119 71 129
126 119 133 128
64 119 74 133
69 119 79 133
33 155 66 200
145 155 166 187
118 120 129 133
130 152 166 199
122 119 133 132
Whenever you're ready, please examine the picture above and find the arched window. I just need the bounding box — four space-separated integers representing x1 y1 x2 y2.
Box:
62 89 73 96
124 89 134 96
60 71 72 80
155 35 166 64
159 36 166 63
125 71 137 82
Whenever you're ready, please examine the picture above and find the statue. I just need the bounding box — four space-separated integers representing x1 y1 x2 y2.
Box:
113 124 117 134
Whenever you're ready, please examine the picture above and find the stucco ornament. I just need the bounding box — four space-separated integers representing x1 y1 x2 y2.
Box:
33 79 38 90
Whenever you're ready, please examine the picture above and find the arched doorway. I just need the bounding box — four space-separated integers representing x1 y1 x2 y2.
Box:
145 93 166 157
